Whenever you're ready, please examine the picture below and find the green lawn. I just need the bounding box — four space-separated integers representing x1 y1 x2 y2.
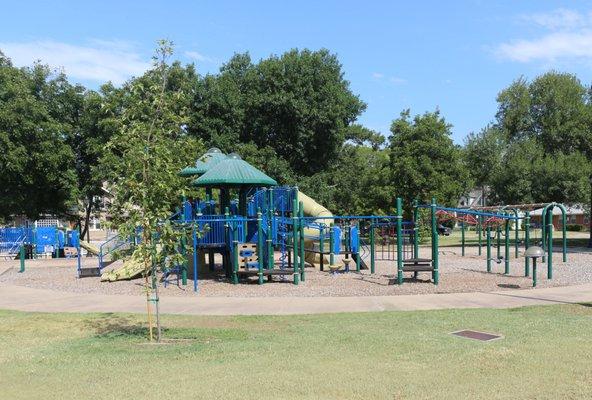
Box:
1 306 591 399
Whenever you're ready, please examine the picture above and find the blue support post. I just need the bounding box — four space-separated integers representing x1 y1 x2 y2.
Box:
396 197 403 285
193 224 198 292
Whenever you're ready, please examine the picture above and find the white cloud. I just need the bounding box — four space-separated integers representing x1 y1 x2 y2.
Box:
522 8 590 31
185 50 213 62
0 39 150 84
496 8 592 64
389 77 407 85
372 72 406 85
496 31 592 62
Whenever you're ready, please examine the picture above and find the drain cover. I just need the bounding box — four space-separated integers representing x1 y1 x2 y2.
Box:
451 330 502 342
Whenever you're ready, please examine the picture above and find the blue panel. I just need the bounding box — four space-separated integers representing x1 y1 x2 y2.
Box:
58 230 66 248
349 226 359 253
35 227 57 253
183 201 193 221
69 230 80 248
332 226 341 254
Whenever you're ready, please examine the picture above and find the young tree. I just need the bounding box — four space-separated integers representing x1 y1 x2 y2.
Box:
104 40 203 341
388 109 471 209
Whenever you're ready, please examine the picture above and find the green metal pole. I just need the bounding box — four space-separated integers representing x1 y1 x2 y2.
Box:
496 224 501 260
396 197 403 285
299 201 305 282
257 209 264 285
559 205 567 262
329 223 335 267
541 206 549 263
513 209 519 258
431 197 439 285
504 219 510 274
181 204 188 286
477 217 482 256
461 221 465 257
32 228 37 259
224 207 230 278
19 244 25 273
412 199 419 258
370 224 375 274
547 208 553 280
532 258 537 287
54 229 59 258
292 197 299 285
486 226 492 273
319 225 325 272
266 221 273 270
524 212 530 277
232 219 239 284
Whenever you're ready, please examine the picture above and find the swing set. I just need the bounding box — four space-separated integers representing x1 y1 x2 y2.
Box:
414 200 569 287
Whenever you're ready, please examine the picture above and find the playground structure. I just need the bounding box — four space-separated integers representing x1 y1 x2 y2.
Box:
0 226 80 261
0 149 528 291
427 201 568 287
3 147 568 292
85 149 443 289
64 148 568 291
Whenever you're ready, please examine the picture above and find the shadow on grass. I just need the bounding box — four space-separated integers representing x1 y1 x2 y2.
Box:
84 314 151 339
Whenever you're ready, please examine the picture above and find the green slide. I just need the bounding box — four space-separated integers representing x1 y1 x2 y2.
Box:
100 249 146 282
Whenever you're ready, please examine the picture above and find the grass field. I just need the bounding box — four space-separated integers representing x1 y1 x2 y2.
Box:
1 305 591 399
435 229 590 248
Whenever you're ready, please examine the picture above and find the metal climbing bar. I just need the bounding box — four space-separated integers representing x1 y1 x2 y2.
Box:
416 205 519 220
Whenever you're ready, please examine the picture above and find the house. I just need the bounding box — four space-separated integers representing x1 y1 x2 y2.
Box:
530 204 589 230
458 188 488 208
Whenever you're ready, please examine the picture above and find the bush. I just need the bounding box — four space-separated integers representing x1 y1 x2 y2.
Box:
566 224 583 232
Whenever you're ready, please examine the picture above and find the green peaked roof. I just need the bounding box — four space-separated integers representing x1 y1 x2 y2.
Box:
179 148 227 177
192 155 277 187
179 166 201 177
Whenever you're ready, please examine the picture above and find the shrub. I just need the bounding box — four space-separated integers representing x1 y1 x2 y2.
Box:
566 224 583 232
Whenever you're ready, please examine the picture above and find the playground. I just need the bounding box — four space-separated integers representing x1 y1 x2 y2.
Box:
1 148 591 300
1 137 592 400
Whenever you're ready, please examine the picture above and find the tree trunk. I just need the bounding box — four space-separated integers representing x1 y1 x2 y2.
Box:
80 194 93 242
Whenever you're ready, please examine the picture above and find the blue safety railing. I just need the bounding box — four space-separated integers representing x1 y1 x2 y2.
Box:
99 234 132 269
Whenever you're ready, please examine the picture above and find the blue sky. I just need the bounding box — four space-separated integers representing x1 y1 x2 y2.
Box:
2 1 592 143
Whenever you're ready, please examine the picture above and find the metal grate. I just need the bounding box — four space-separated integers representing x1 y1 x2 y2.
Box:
450 330 502 342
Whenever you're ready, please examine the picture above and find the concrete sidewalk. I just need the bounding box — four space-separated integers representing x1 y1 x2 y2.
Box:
1 282 591 316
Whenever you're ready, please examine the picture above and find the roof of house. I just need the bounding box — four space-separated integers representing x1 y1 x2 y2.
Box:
530 204 585 216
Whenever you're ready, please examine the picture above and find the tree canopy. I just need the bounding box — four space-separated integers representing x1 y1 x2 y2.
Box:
389 110 470 208
1 44 592 229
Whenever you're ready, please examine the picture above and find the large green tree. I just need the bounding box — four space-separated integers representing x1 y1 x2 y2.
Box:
488 71 592 205
389 110 470 209
190 49 366 176
0 54 78 219
490 139 591 204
